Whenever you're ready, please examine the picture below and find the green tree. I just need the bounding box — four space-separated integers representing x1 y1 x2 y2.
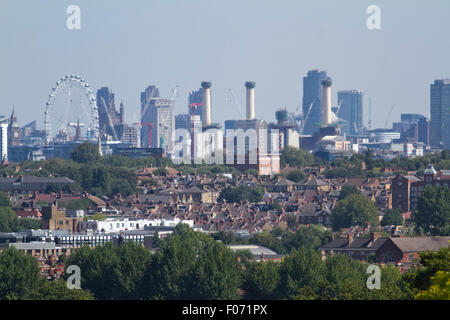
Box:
322 254 368 300
282 225 332 251
70 142 101 164
242 168 257 176
243 261 280 299
403 248 450 293
0 192 11 207
280 146 321 167
218 185 263 203
218 186 243 203
338 185 359 200
286 214 298 230
415 271 450 300
286 170 305 183
369 265 414 300
0 207 18 232
381 209 404 226
332 194 379 230
412 186 450 236
25 280 93 300
64 244 120 299
65 242 151 299
190 240 243 299
17 218 42 230
277 247 327 299
144 224 242 299
0 247 41 300
84 213 106 221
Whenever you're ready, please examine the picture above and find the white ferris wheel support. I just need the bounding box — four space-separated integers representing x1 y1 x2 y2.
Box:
44 74 100 146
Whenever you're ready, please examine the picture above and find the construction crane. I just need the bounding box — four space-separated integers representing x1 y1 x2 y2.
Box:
189 102 203 115
368 98 372 130
228 89 244 119
384 104 396 129
334 99 343 117
301 100 315 134
170 85 179 101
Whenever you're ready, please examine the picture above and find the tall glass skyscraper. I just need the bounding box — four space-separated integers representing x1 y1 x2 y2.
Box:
302 70 328 135
430 80 450 149
337 90 364 135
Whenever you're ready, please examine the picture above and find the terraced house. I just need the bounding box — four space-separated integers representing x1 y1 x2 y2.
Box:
0 175 74 193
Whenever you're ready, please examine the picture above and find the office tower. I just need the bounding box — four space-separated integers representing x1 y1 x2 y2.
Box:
8 108 20 146
418 117 430 146
175 114 190 130
302 70 328 135
188 88 203 121
0 118 8 161
401 113 426 123
141 85 160 114
430 80 450 149
120 126 139 147
141 97 174 152
96 87 124 141
337 90 364 135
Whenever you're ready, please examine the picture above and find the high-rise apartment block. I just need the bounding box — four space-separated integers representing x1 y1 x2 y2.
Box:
337 90 363 135
430 80 450 149
302 70 328 135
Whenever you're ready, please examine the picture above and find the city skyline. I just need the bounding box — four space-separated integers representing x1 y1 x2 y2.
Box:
1 1 450 129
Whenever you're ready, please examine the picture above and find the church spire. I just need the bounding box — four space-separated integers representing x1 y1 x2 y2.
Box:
97 135 103 157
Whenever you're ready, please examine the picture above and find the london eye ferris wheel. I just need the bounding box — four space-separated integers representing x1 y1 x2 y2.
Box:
44 74 100 145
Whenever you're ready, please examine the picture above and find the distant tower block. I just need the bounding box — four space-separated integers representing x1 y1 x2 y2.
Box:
201 81 212 126
321 78 332 126
245 81 256 120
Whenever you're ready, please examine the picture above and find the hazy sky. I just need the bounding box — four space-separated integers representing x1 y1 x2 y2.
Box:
1 0 449 129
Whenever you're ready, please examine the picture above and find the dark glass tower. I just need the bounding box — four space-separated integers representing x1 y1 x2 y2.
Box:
337 90 364 135
430 80 450 149
302 70 328 135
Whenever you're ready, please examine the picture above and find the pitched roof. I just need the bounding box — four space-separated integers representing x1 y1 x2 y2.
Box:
0 176 74 183
87 195 106 207
390 237 450 252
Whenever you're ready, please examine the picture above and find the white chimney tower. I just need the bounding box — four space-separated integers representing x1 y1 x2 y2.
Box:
245 81 256 120
321 78 332 126
201 81 212 126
